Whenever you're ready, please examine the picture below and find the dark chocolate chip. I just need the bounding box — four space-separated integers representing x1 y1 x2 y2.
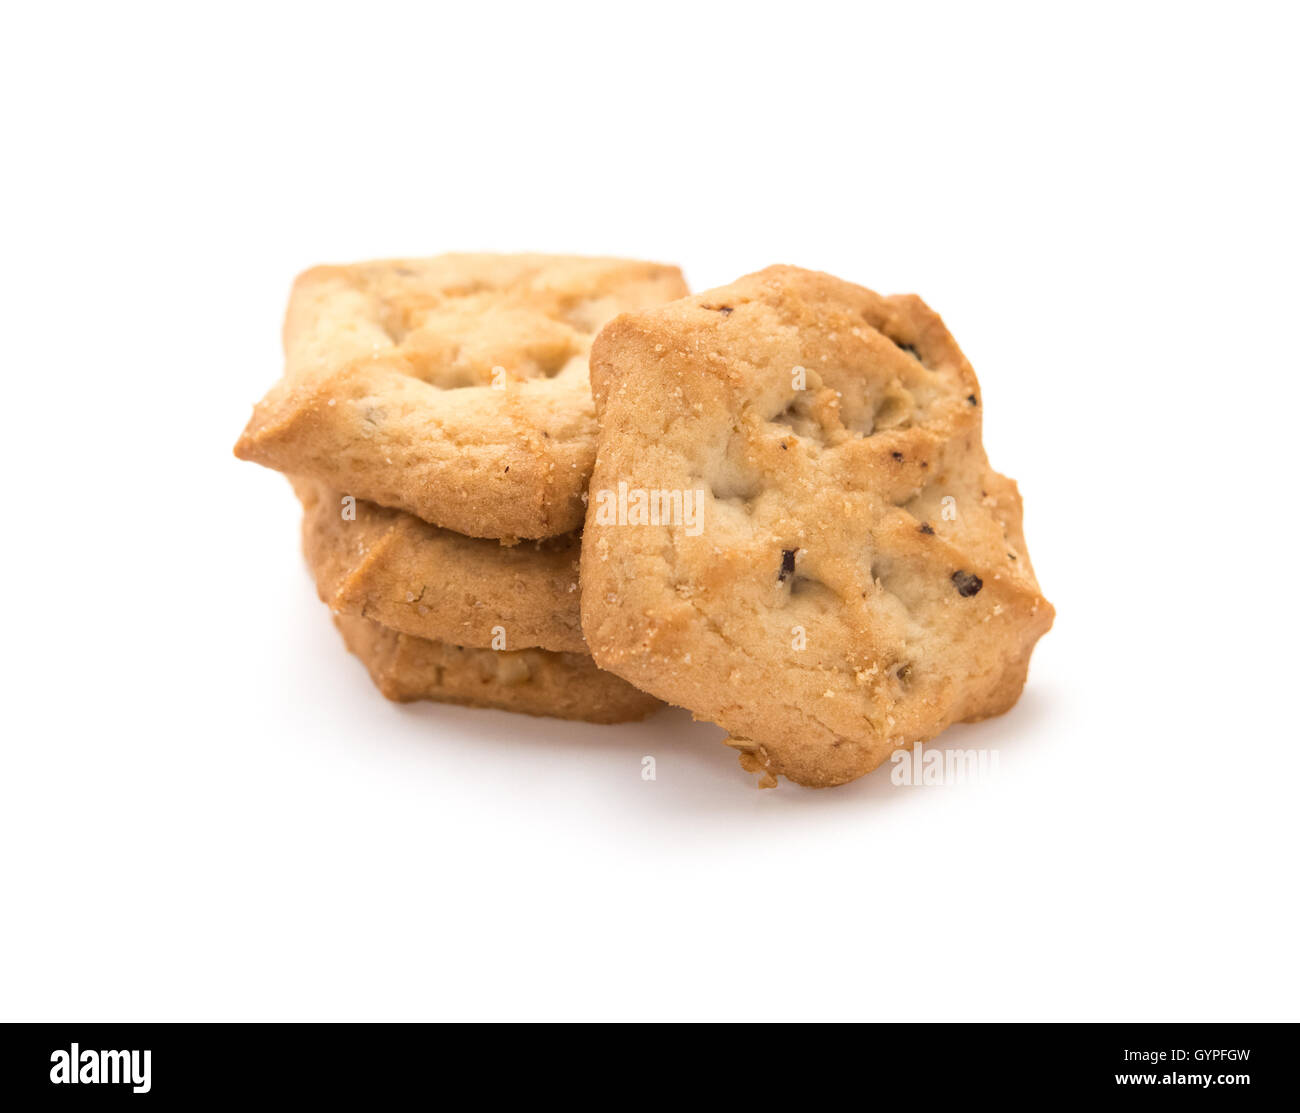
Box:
717 305 734 315
891 451 904 461
897 342 923 362
951 570 983 597
967 394 978 405
919 522 935 535
896 663 913 683
779 548 797 582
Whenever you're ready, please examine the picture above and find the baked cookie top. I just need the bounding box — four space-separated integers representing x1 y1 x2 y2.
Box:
580 265 1053 787
294 477 584 653
236 254 688 539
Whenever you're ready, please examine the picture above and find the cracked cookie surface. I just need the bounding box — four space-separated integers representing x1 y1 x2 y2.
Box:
295 477 585 652
580 265 1053 787
335 613 660 723
236 254 689 538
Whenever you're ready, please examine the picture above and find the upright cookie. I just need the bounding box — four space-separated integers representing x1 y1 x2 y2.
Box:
334 614 659 724
295 477 584 652
236 254 688 539
581 266 1053 787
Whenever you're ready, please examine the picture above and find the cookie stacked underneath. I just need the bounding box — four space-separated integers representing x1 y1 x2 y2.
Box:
237 257 1054 785
236 254 688 722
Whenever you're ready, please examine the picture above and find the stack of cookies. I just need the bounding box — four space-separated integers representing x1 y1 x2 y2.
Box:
236 256 1054 786
235 255 689 723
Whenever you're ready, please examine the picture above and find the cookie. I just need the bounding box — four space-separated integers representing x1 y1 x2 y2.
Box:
294 476 584 652
235 254 689 539
580 265 1053 787
333 613 660 724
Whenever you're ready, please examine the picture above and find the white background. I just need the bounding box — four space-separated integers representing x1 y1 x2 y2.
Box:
2 2 1296 1021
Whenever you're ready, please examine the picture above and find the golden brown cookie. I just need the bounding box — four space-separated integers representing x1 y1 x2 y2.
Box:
294 476 585 652
334 613 660 724
235 254 688 539
581 265 1053 787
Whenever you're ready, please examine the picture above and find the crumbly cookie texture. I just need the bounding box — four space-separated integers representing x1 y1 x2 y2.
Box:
294 476 585 653
581 265 1054 788
235 254 688 539
334 613 660 724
